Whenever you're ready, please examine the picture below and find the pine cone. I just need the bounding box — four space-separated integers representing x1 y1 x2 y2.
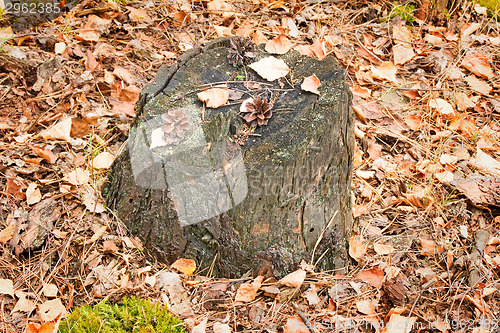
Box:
240 97 273 127
161 108 190 145
227 37 256 67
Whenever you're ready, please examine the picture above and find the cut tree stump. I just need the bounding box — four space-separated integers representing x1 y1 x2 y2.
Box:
104 37 354 278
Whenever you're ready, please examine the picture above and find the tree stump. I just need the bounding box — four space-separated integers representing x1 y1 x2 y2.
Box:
104 38 354 278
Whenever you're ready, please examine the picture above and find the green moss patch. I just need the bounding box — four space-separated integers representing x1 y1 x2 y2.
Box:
58 296 185 333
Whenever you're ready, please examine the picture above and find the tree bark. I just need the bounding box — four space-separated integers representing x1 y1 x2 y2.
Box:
104 38 354 278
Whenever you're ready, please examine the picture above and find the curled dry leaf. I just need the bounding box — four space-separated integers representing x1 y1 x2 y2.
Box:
370 62 398 84
465 75 492 95
235 276 263 302
171 258 197 275
419 238 441 256
283 316 310 333
265 34 292 54
469 148 500 177
197 88 229 108
279 269 306 288
0 225 15 243
63 168 90 186
248 56 290 81
30 145 57 164
301 74 321 95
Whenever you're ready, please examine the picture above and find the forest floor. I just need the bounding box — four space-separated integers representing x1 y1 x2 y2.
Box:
1 0 500 332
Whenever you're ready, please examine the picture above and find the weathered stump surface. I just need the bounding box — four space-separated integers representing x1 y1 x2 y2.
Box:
105 38 354 277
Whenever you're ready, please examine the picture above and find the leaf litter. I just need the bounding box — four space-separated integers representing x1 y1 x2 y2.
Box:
0 0 500 332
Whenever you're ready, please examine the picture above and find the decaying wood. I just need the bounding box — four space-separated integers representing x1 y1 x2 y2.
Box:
104 37 354 277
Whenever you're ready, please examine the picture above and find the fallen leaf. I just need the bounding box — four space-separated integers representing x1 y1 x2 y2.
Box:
192 318 207 333
63 168 90 186
77 15 110 42
197 88 229 108
91 152 115 169
207 0 235 18
42 284 58 297
54 42 66 55
352 85 371 99
235 276 263 302
356 267 385 289
465 75 492 95
420 238 441 255
113 67 134 85
213 322 232 333
279 269 306 288
283 317 310 333
461 22 481 37
12 292 36 313
429 98 454 119
404 114 422 130
454 176 500 207
248 56 290 81
461 52 496 79
356 299 376 315
265 34 292 54
301 74 321 95
0 225 15 243
370 62 398 84
303 285 321 306
424 33 443 44
455 92 475 111
126 6 153 24
310 40 326 60
393 44 415 65
374 243 395 255
171 258 197 275
84 225 107 245
349 235 367 261
41 117 73 142
29 145 57 164
383 313 417 333
469 148 500 177
38 298 66 322
392 26 412 44
26 183 42 205
283 17 299 38
0 279 14 297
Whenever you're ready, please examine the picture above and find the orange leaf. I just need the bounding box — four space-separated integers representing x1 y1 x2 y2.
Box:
29 145 57 164
356 267 384 289
197 88 229 108
235 276 263 302
265 34 292 54
349 235 367 261
301 74 321 95
462 52 496 79
279 269 306 288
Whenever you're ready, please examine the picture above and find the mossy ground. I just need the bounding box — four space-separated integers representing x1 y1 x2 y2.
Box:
58 296 185 333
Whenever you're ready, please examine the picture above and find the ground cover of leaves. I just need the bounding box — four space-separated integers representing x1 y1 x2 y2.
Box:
0 0 500 332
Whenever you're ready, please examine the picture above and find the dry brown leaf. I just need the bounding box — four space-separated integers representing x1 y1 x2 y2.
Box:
29 145 57 164
235 276 263 302
41 117 73 142
370 62 398 84
283 316 310 333
279 269 306 288
38 298 67 322
393 44 415 65
84 225 107 245
352 85 371 99
197 88 229 108
461 22 481 37
0 225 14 243
356 299 376 315
26 183 42 205
374 243 395 255
424 33 443 44
265 34 292 54
404 114 422 130
383 313 417 333
282 17 299 38
303 285 321 306
465 75 492 95
392 26 412 43
310 40 326 60
42 284 58 297
356 267 384 289
113 67 134 85
213 322 232 333
469 148 500 177
301 74 321 95
294 44 314 57
207 0 235 18
420 238 441 255
462 52 496 79
91 152 115 170
63 168 90 186
12 292 36 313
349 235 367 261
77 15 110 42
429 98 455 119
126 6 153 24
455 92 476 111
248 56 290 81
252 31 268 45
171 258 197 275
0 279 14 297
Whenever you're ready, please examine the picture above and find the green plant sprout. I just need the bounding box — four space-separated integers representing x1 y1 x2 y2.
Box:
388 2 416 23
58 296 185 333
